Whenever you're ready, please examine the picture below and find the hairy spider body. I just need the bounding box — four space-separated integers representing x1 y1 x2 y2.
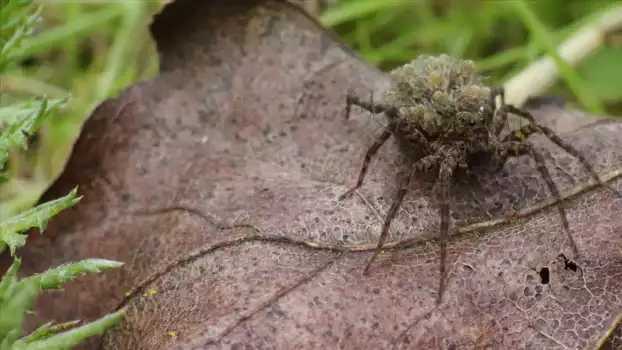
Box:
340 54 615 305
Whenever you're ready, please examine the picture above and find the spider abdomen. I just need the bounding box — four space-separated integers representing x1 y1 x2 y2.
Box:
385 54 492 138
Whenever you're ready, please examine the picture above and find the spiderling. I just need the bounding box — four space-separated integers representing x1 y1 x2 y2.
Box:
339 54 616 305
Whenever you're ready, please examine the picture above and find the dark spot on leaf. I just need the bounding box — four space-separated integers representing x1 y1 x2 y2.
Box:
534 285 544 297
197 109 211 124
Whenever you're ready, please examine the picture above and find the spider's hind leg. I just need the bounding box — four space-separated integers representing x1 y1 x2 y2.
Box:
503 104 621 198
500 140 580 255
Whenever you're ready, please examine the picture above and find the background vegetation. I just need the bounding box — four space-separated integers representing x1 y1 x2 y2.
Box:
1 0 622 348
1 1 125 348
2 0 622 217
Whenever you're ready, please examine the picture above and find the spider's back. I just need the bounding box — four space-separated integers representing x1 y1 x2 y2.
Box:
385 54 491 140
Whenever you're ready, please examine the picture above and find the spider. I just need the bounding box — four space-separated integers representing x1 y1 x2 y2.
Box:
339 54 615 305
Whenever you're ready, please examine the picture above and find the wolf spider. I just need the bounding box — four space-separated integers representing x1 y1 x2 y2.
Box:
339 55 614 305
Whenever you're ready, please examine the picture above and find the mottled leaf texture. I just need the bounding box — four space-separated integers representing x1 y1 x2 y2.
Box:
3 0 622 349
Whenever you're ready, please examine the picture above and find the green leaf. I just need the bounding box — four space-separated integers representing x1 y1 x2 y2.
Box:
0 272 39 347
12 308 126 349
24 258 124 291
0 188 80 255
0 4 41 71
0 98 66 126
0 97 67 168
0 257 21 297
0 2 127 349
0 187 80 233
0 231 26 256
16 322 56 344
15 319 81 344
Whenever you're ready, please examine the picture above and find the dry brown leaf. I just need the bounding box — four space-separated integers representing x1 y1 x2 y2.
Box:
3 0 622 349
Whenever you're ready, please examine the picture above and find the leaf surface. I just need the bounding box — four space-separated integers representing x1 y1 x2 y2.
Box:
4 1 622 349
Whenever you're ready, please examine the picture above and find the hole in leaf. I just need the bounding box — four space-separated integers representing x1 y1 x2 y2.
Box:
539 267 550 284
558 253 580 272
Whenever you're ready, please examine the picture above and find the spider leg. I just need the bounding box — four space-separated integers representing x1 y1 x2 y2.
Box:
491 86 506 108
343 90 393 120
339 129 392 200
434 150 462 305
363 153 441 274
341 104 431 201
489 86 508 136
486 86 505 129
500 140 580 255
503 105 621 197
339 91 399 201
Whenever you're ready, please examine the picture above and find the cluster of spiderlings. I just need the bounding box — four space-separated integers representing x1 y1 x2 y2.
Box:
385 54 491 135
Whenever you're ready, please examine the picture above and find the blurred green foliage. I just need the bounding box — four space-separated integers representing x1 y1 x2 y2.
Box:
320 0 622 113
1 0 622 214
1 0 621 346
1 1 163 216
1 1 125 348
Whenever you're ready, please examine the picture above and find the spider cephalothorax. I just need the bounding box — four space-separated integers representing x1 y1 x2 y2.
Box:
339 54 615 305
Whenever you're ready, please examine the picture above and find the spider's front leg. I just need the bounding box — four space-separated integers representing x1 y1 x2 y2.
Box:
363 147 462 306
501 104 621 198
339 91 394 201
486 86 510 137
343 90 393 120
489 86 506 108
485 86 506 130
363 153 442 275
340 107 430 201
339 129 392 200
498 140 579 255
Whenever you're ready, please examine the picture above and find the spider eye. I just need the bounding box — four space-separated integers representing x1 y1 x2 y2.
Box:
479 106 486 113
470 120 476 125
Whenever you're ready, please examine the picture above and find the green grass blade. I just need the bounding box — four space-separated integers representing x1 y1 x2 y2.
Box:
511 0 606 115
9 5 122 61
320 0 407 27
